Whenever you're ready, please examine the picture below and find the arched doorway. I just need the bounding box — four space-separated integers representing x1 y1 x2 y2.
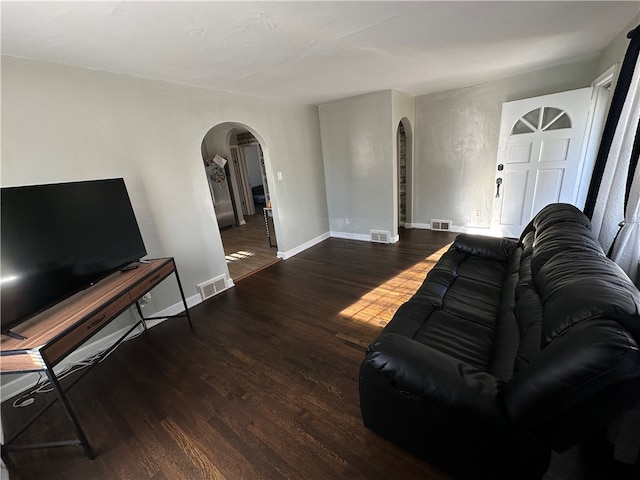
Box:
201 123 280 281
397 118 413 233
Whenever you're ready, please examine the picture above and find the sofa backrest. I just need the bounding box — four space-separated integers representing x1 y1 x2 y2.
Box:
503 203 640 449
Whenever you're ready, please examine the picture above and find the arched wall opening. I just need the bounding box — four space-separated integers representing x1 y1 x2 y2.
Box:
397 117 413 233
201 122 280 281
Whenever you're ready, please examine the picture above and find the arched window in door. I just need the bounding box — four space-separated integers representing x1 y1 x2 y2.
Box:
511 107 572 135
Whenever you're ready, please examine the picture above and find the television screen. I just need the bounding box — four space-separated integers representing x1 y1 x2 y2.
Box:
1 178 147 335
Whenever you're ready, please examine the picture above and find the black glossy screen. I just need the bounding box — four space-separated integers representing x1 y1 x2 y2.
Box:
1 178 147 333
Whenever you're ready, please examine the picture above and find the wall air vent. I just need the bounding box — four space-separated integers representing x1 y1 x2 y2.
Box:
370 230 391 244
197 275 228 301
431 219 452 232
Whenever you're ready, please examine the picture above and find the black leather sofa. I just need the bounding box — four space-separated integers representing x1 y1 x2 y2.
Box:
359 203 640 479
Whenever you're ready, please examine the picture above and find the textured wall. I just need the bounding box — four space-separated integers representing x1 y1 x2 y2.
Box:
413 57 599 230
319 91 394 239
1 56 329 309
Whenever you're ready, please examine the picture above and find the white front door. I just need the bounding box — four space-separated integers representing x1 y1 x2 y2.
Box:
491 88 593 238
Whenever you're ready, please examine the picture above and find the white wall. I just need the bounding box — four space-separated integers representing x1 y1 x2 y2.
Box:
203 125 232 160
412 57 600 231
319 90 395 240
1 56 329 313
594 15 640 82
243 145 264 188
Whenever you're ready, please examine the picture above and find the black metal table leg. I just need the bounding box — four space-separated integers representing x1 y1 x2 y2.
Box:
173 269 193 329
43 362 95 459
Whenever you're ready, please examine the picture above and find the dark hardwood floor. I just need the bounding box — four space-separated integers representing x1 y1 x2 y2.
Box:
2 229 457 480
1 229 633 479
221 213 280 283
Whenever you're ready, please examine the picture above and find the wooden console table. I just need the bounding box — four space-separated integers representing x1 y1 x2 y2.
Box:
0 257 192 459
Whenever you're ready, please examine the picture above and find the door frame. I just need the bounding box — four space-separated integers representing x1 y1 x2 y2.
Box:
574 64 617 209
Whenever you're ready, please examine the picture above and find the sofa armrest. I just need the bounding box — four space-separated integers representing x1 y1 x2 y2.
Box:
503 319 640 449
452 234 517 262
363 333 507 424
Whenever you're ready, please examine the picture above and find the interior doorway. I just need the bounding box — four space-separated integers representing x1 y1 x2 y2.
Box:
201 123 280 282
398 121 407 227
397 118 412 234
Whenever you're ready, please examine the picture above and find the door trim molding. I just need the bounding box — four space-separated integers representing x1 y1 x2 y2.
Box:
574 64 618 209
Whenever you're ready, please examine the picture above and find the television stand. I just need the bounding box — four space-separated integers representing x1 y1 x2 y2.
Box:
0 257 192 460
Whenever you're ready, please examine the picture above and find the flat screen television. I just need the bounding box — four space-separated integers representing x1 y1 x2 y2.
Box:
1 178 147 337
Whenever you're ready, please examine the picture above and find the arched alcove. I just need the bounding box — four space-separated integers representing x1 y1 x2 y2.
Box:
397 117 413 232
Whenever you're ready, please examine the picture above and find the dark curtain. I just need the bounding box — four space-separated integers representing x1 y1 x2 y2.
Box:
584 25 640 219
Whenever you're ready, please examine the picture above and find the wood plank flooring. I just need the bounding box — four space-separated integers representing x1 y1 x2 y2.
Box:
221 213 280 282
1 229 633 480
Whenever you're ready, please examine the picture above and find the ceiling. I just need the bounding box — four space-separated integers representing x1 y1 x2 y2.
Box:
2 1 638 105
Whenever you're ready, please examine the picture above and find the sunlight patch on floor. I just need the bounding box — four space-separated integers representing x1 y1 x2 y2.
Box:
339 243 452 326
225 250 256 263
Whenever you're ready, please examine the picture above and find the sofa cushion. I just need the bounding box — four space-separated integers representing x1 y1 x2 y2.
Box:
537 249 640 347
488 246 522 380
527 202 592 238
414 309 496 370
382 235 518 373
451 233 516 261
503 318 640 433
531 224 604 278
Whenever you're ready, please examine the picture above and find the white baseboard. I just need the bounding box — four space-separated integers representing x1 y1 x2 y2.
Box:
412 223 502 237
331 231 400 244
459 227 503 237
329 231 370 242
154 293 202 316
277 231 330 260
411 223 431 230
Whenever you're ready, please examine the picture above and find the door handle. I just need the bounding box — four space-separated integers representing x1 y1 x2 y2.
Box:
495 178 503 198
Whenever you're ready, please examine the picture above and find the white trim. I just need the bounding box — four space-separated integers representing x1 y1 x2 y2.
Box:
574 64 618 209
412 223 503 237
593 64 618 88
148 293 202 320
329 231 401 244
329 231 370 242
412 222 431 229
276 231 330 260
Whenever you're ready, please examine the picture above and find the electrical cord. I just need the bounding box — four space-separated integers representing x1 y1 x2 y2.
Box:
11 318 147 408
